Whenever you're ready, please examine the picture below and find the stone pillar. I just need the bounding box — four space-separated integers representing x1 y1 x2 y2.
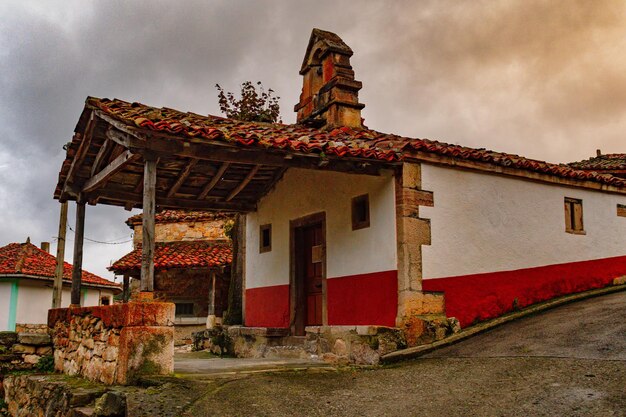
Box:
395 163 446 345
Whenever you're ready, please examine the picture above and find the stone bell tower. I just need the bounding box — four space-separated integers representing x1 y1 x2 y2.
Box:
294 29 365 129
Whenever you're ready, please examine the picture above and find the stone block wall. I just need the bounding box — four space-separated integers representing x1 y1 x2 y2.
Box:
15 323 49 334
48 301 175 385
133 220 228 248
0 331 53 370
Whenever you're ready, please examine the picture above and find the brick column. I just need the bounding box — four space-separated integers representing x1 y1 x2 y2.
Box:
395 163 446 345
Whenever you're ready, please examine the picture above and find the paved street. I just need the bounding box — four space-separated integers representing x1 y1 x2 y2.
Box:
129 291 626 416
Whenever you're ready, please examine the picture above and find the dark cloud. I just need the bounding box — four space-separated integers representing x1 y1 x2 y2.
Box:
1 0 626 279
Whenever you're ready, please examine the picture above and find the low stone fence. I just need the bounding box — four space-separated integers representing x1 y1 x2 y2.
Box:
195 325 412 365
0 331 53 370
48 301 175 385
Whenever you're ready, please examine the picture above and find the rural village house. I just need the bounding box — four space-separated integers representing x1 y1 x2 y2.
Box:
51 29 626 367
109 210 232 344
0 239 120 332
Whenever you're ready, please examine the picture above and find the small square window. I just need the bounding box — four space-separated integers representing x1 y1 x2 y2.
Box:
175 302 194 316
260 224 272 253
352 194 370 230
617 204 626 218
564 197 585 234
100 297 110 306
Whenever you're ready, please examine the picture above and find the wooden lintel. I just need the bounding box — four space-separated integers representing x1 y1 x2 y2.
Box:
166 158 198 198
226 165 260 202
198 162 230 200
82 150 141 193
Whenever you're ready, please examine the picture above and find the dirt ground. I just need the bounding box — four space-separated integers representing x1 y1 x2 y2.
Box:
126 291 626 417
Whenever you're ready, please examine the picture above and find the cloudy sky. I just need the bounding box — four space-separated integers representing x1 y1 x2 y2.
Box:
1 0 626 281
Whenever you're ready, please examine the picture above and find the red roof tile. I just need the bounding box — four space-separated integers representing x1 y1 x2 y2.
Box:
568 154 626 171
109 240 232 273
126 210 233 227
0 242 120 289
88 97 626 189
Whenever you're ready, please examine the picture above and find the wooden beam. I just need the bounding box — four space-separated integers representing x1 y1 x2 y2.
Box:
140 158 157 292
70 201 86 306
52 202 68 309
198 162 230 200
226 165 260 202
82 150 140 193
166 158 198 198
90 138 114 177
123 274 130 303
94 188 256 212
64 115 96 190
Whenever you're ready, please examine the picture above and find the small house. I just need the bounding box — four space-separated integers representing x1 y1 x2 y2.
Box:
109 210 232 343
0 240 120 332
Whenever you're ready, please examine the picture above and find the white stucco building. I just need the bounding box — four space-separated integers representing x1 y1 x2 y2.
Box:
0 240 120 331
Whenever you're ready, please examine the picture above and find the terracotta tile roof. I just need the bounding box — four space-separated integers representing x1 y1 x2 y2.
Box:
0 242 120 290
88 97 626 189
126 210 234 227
109 240 232 273
568 154 626 171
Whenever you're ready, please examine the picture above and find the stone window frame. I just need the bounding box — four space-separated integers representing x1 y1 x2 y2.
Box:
260 224 272 253
564 197 585 235
351 194 370 230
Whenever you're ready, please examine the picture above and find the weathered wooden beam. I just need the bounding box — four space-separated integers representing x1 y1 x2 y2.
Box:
95 188 255 211
52 202 68 309
90 138 114 177
64 115 96 189
140 158 157 292
198 162 230 200
82 150 141 193
123 274 130 303
226 165 260 202
70 201 86 306
166 158 198 198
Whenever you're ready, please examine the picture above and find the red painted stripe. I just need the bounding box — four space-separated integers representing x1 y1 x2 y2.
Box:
422 255 626 328
327 270 397 326
245 285 290 328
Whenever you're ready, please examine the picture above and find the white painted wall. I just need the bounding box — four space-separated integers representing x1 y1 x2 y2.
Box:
13 280 116 327
246 168 397 289
420 164 626 279
0 282 12 330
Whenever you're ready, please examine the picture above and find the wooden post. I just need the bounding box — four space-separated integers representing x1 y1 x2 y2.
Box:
140 157 157 293
123 274 130 303
52 202 68 308
70 201 86 306
207 270 217 328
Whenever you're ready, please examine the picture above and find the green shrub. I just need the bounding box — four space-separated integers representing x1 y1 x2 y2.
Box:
35 355 54 373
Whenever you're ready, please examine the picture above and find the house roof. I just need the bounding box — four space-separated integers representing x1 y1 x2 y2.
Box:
126 210 233 227
86 97 626 188
109 240 232 273
0 242 121 290
568 154 626 172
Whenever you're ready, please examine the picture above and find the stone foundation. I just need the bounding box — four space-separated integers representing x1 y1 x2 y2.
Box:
48 300 175 385
194 325 408 365
15 323 49 334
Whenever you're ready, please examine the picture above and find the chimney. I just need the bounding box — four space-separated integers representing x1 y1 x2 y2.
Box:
294 29 365 129
596 149 602 157
41 242 50 253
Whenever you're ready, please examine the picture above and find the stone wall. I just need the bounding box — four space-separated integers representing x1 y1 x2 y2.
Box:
133 219 228 248
195 325 409 365
48 301 175 385
3 374 126 417
0 331 52 371
15 323 49 334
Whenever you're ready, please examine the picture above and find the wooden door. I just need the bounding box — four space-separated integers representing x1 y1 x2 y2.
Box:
294 221 324 335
